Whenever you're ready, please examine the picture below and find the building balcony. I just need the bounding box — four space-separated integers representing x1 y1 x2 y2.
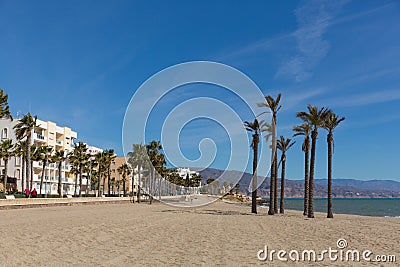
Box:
34 133 45 142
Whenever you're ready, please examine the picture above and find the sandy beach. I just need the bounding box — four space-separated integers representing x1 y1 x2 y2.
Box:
0 200 399 266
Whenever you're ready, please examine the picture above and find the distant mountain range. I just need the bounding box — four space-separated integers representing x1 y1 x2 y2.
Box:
193 168 400 198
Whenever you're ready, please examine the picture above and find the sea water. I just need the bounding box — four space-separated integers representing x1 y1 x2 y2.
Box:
265 198 400 217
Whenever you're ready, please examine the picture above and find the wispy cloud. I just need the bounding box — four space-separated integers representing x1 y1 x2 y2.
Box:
329 88 400 107
276 0 349 82
216 33 293 61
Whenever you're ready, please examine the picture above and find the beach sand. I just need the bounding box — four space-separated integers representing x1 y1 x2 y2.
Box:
0 200 398 266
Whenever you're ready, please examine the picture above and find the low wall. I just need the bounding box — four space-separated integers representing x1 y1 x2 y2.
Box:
0 197 131 210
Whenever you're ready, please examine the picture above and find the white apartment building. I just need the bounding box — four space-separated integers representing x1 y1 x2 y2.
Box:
0 117 96 195
176 167 199 180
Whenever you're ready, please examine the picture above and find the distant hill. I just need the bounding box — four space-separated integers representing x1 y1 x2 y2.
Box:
194 168 400 198
315 178 400 191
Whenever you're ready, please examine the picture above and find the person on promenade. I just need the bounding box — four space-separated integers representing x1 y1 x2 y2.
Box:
24 188 30 198
31 188 37 198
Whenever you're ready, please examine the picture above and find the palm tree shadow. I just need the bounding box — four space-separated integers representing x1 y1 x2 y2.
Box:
160 209 252 216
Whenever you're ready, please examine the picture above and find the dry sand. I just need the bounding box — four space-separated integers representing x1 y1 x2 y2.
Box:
0 200 399 266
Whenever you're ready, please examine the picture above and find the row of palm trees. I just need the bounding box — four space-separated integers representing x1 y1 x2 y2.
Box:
127 141 204 204
245 94 344 218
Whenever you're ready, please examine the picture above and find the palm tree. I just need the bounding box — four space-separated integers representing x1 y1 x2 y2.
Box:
104 149 116 196
70 142 89 197
293 123 312 215
15 140 28 192
38 146 53 196
128 144 147 203
146 141 163 204
296 105 330 218
0 88 12 119
53 150 67 197
29 144 40 193
95 152 104 197
258 93 282 215
86 159 97 196
244 118 262 214
69 158 79 197
117 163 131 196
277 136 295 214
323 112 345 219
0 139 14 194
13 113 37 193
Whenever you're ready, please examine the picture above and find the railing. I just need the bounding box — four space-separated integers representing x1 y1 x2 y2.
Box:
35 133 45 140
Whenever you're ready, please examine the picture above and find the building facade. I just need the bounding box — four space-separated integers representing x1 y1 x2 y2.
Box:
107 157 138 196
0 118 79 194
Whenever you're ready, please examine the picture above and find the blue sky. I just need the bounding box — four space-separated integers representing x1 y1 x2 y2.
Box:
1 0 399 181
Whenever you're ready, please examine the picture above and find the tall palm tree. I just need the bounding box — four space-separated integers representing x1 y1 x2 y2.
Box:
261 122 275 214
15 140 28 192
277 136 295 214
95 152 104 197
29 144 40 193
103 149 116 196
86 159 97 196
293 123 312 215
323 112 345 219
0 139 14 194
128 143 147 203
244 118 262 214
53 150 67 197
117 163 131 196
69 158 79 197
146 141 163 204
70 142 89 197
0 88 12 119
13 113 37 193
38 146 53 196
258 93 282 215
296 105 330 218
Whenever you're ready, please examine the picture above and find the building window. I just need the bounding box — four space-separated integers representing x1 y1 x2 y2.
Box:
15 156 21 166
1 128 8 139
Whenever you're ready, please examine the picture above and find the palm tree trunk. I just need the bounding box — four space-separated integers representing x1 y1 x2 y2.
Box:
108 166 111 196
158 175 162 200
102 175 106 196
97 166 102 197
137 164 141 203
251 138 258 214
269 114 277 215
268 155 275 215
303 147 309 216
149 168 154 204
79 164 83 197
40 160 46 195
87 163 92 196
308 129 318 218
327 133 333 218
273 155 278 213
58 162 62 198
3 159 8 194
74 172 78 197
30 160 33 195
280 155 286 214
123 176 126 196
21 156 26 193
26 135 31 192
